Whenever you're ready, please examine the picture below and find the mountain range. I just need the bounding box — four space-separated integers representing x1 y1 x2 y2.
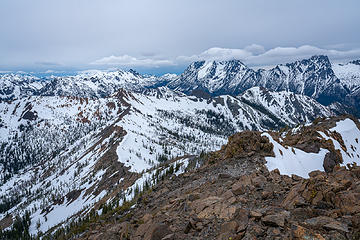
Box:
0 55 360 238
2 55 360 114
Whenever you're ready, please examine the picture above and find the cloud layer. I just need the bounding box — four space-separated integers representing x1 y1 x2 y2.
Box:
91 45 360 69
1 0 359 72
92 55 174 68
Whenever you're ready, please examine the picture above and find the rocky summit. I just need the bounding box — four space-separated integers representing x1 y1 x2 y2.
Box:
59 123 360 240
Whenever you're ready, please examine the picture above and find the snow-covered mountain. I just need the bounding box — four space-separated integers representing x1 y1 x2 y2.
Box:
2 56 360 115
0 70 176 101
0 73 45 100
0 86 335 235
167 56 360 113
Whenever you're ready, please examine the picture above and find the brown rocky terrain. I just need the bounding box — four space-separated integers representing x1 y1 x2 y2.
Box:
66 127 360 240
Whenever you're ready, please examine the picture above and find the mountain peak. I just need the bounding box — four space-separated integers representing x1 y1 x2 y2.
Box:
350 60 360 65
309 54 329 61
128 69 141 76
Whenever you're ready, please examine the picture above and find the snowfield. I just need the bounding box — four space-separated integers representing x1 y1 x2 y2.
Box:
263 118 360 178
263 133 328 178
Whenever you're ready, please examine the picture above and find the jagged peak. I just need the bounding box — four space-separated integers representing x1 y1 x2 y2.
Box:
188 59 247 68
128 69 141 77
308 54 330 62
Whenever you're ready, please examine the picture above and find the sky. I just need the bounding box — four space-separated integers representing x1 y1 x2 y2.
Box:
1 0 360 75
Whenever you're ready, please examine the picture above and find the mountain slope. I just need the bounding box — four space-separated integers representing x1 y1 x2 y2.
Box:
0 87 335 234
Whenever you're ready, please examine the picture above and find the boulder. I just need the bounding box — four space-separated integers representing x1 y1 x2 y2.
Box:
249 210 262 220
323 222 349 233
291 224 325 240
262 214 285 227
144 223 172 240
236 209 249 232
220 221 238 233
323 151 339 173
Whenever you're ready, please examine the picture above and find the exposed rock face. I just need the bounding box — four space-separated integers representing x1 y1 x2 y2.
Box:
323 151 341 173
77 138 360 239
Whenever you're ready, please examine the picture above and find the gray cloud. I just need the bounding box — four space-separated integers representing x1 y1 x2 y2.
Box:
0 0 359 72
92 45 360 69
35 61 62 67
91 55 175 68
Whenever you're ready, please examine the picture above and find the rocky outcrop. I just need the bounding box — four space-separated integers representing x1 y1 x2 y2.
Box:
77 146 360 239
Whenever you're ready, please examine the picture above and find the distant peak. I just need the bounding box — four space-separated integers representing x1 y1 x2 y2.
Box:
350 60 360 65
128 69 140 76
309 55 329 61
190 61 206 69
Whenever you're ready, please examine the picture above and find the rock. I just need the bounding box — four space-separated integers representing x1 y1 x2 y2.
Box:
315 200 334 209
272 169 280 175
197 200 237 220
192 196 222 213
219 205 237 220
142 213 153 223
262 214 285 227
291 224 325 240
195 222 204 231
223 190 234 200
87 233 104 240
218 173 232 179
282 183 308 210
220 221 238 233
231 183 245 195
188 193 200 202
249 210 262 219
323 222 349 233
266 227 281 237
231 179 248 195
237 196 248 204
334 192 360 214
304 216 336 228
144 223 172 240
161 233 175 240
261 190 273 200
351 214 360 228
323 151 339 173
135 222 152 237
246 221 265 237
291 208 315 221
184 222 192 234
308 170 325 178
236 209 249 232
311 191 324 205
252 175 266 189
291 174 303 182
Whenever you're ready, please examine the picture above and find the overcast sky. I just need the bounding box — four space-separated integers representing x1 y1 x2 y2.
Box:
1 0 360 75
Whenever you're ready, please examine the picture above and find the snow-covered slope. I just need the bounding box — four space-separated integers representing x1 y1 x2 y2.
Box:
240 87 333 125
264 117 360 178
333 61 360 91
